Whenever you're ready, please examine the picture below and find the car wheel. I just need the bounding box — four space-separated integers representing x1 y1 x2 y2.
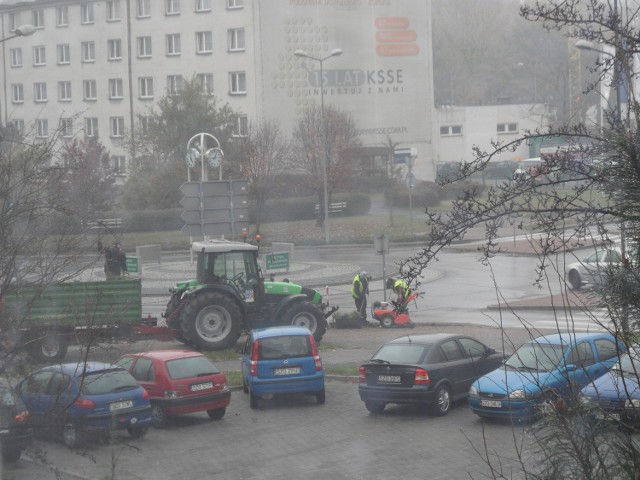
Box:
316 389 326 405
2 446 22 463
151 404 168 428
63 422 82 449
380 315 394 328
431 384 452 416
127 425 148 439
207 407 226 420
249 389 260 409
568 270 582 291
364 401 385 414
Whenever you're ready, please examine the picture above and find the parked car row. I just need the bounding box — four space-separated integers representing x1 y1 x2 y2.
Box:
357 331 636 429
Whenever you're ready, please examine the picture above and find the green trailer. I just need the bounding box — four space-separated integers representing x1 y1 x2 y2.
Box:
2 279 143 362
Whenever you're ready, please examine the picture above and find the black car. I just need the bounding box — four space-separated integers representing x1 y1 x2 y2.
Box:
358 333 505 415
0 380 32 462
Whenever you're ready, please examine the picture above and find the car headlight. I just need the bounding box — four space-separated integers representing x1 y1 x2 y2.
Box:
625 399 640 409
508 389 527 400
469 385 478 397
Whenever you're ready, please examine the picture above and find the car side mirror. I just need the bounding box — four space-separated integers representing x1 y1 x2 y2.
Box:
564 363 577 372
486 348 496 355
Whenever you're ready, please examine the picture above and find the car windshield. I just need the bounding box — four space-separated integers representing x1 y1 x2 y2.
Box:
258 335 312 360
371 344 429 364
80 368 139 395
505 343 567 372
615 348 640 375
166 356 220 379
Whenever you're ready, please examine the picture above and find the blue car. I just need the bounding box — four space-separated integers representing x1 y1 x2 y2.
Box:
468 332 622 420
240 326 325 409
580 344 640 427
16 362 152 447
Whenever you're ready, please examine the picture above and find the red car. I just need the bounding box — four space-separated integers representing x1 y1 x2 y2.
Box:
117 350 230 428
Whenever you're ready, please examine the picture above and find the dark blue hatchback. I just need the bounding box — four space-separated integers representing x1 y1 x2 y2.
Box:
240 326 325 409
16 362 152 447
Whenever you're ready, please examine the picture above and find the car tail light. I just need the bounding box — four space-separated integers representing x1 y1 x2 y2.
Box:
358 366 367 383
74 398 96 409
14 411 29 423
414 368 430 385
310 337 322 371
250 339 260 376
142 388 149 400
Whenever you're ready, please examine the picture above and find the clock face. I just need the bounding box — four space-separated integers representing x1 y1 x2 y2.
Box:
206 148 223 168
185 149 198 168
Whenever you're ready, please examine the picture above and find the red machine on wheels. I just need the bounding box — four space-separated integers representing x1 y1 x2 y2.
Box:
371 291 423 328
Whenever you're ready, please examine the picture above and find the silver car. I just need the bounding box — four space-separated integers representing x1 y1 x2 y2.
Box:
566 247 622 290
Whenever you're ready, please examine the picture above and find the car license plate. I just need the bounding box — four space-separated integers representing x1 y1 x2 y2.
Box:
481 400 502 408
191 381 214 392
110 400 133 411
378 375 401 383
274 367 300 376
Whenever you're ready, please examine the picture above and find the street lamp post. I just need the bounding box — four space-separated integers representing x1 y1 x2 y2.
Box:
294 48 342 245
1 25 36 125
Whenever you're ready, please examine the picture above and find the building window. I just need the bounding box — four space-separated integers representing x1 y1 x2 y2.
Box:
34 83 47 102
58 81 72 101
85 117 98 137
56 6 69 27
32 9 44 28
166 34 181 56
497 123 518 134
108 39 122 60
139 116 151 134
165 0 180 15
227 0 243 8
107 0 121 21
57 44 70 65
83 80 97 100
10 48 22 67
227 28 245 52
197 73 214 95
137 0 151 18
196 0 211 12
11 84 24 103
81 42 96 62
33 46 46 66
139 77 154 99
167 75 183 95
439 125 462 136
36 119 48 138
229 72 246 95
60 118 73 138
112 155 126 174
109 79 124 99
81 3 95 24
9 119 24 135
196 31 212 54
137 37 152 57
233 115 248 137
8 13 17 32
110 117 125 137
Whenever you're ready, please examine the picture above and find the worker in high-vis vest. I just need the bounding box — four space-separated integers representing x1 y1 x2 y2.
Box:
351 271 371 325
386 277 411 304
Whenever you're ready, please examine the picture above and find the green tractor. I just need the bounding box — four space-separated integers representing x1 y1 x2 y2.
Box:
163 239 337 350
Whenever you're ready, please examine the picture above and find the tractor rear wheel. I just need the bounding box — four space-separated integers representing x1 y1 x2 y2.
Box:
180 292 242 350
282 302 326 343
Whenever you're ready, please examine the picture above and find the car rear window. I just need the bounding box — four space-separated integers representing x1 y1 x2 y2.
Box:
80 369 139 395
166 356 221 380
258 335 312 360
372 344 430 364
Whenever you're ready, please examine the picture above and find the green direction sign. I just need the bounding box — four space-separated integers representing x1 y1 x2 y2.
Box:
126 256 139 273
265 252 289 271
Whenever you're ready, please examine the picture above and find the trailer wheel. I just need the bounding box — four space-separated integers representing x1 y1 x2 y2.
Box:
30 332 68 362
283 302 327 343
180 292 242 350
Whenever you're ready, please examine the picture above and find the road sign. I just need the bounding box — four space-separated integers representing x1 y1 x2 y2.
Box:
126 256 139 273
266 252 290 270
374 234 389 255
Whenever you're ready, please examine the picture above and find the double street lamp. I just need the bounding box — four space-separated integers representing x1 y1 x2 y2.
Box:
294 48 343 245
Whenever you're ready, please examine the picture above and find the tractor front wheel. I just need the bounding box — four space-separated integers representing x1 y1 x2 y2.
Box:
180 292 242 350
283 302 326 343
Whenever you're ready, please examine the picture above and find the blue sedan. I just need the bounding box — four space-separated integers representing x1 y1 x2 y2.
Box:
468 332 623 420
16 362 152 447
